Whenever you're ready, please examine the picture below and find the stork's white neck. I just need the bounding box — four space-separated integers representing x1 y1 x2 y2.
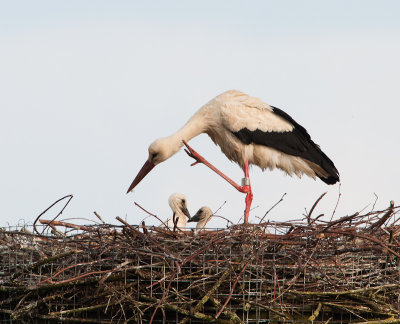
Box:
167 104 214 150
148 103 216 164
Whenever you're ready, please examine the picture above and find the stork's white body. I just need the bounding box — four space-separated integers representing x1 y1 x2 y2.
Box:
148 90 338 182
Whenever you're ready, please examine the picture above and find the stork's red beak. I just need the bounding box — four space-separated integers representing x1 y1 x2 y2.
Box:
126 160 155 193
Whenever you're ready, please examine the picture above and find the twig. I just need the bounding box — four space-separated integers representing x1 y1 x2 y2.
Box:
371 193 379 212
134 201 169 228
307 192 327 225
93 211 105 224
115 216 145 238
180 268 232 324
39 219 92 232
213 200 227 215
369 200 395 233
308 302 322 321
212 214 234 226
330 183 341 221
149 276 174 324
11 250 78 280
259 193 286 224
215 258 252 318
208 296 244 324
33 194 74 234
288 284 400 296
140 294 230 323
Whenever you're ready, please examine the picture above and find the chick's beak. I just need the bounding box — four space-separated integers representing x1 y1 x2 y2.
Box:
126 160 155 193
188 209 201 222
181 206 191 220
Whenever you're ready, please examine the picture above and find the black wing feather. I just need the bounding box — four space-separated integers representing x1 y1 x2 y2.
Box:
232 106 339 184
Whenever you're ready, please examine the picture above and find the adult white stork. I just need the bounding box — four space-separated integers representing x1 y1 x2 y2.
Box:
165 192 191 230
127 90 339 223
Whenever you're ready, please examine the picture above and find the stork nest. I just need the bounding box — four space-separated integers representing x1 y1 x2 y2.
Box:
1 197 400 323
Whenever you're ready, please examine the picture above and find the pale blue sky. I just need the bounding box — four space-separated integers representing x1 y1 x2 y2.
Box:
1 1 399 228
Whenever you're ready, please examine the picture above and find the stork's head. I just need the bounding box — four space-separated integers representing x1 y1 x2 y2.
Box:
188 206 213 223
127 136 182 193
168 192 191 219
148 137 181 165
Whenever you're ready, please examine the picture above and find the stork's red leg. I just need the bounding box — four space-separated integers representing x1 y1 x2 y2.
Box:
243 161 253 224
183 140 252 223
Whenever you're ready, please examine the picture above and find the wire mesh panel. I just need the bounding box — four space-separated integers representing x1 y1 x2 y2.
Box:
1 204 400 323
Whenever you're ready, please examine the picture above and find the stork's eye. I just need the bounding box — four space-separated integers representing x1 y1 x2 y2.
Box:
151 153 158 161
181 199 186 204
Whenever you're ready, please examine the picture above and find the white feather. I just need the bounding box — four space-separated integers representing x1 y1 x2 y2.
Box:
165 193 189 230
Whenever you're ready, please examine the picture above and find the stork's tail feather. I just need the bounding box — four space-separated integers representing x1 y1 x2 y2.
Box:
320 174 340 185
308 148 340 185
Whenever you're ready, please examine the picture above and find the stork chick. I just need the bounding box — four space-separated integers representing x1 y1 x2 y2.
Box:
165 193 191 230
188 207 213 233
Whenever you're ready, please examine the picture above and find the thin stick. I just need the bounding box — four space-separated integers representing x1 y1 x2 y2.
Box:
259 193 286 224
213 201 227 215
134 202 169 228
371 193 379 212
39 220 92 232
369 200 395 233
215 258 252 318
93 211 105 224
179 268 232 324
307 192 327 225
33 194 74 235
134 202 157 217
212 215 234 226
149 273 174 324
330 183 341 221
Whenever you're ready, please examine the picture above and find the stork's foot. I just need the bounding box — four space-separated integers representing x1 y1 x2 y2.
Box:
182 140 243 192
183 140 204 166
